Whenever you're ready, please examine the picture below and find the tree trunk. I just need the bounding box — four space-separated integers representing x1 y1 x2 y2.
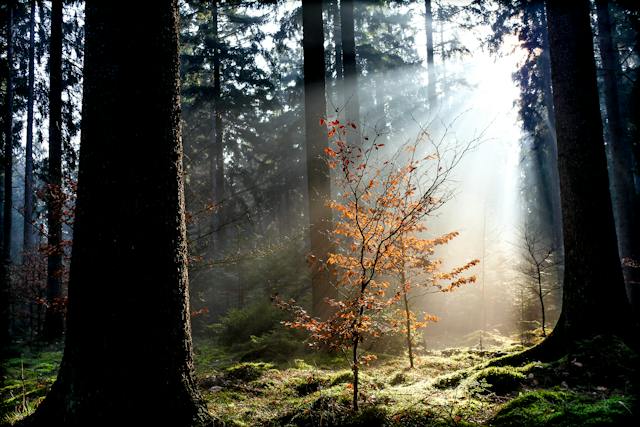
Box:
331 0 343 93
402 281 414 368
536 266 546 336
544 0 634 345
340 0 359 138
24 2 213 425
211 0 225 252
352 337 359 411
23 0 36 253
302 0 333 319
43 0 64 341
539 4 563 256
424 0 436 108
0 0 15 356
595 0 640 319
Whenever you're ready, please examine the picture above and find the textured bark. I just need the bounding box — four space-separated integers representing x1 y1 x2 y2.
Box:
211 0 225 249
544 0 634 344
1 0 15 355
340 0 359 140
330 0 343 109
23 0 36 252
43 0 64 341
539 3 563 255
302 0 333 318
23 1 213 425
424 0 436 107
595 0 640 318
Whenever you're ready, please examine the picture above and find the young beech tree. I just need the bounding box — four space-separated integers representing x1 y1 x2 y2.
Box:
277 119 474 410
390 231 478 369
518 224 560 337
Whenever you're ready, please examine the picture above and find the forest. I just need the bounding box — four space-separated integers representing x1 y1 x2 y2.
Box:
0 0 639 426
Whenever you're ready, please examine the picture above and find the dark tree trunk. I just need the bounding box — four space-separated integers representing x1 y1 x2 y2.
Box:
0 0 15 356
211 0 225 250
595 0 640 318
340 0 359 136
302 0 332 318
43 0 64 341
23 0 36 253
424 0 436 107
24 2 213 425
544 0 633 345
539 4 563 255
330 0 343 111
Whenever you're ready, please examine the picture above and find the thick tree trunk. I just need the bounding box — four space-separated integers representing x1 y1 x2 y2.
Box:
302 0 333 319
23 0 36 253
595 0 640 319
544 0 634 345
43 0 64 341
340 0 359 138
1 0 15 356
24 2 213 425
425 0 436 108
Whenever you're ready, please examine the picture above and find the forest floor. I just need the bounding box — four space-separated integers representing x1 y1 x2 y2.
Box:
1 334 637 426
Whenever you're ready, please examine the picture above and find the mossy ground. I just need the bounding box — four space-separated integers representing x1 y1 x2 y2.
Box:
0 346 61 424
1 335 637 426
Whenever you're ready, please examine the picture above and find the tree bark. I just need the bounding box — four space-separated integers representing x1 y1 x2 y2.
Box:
24 1 213 425
43 0 64 341
1 0 15 356
595 0 640 319
544 0 634 345
330 0 343 112
23 0 36 253
340 0 359 139
211 0 225 252
425 0 436 108
302 0 333 319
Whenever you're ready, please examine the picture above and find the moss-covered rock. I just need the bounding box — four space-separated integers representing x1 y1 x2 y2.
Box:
469 366 526 395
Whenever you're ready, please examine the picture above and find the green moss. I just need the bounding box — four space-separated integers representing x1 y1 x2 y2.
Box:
329 371 353 386
491 389 635 427
224 362 275 382
432 369 469 389
389 372 407 386
469 366 526 395
291 375 330 396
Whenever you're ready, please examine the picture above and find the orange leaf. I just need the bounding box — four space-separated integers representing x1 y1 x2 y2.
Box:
324 147 337 157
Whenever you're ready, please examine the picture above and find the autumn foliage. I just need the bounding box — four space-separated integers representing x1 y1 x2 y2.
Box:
276 119 478 410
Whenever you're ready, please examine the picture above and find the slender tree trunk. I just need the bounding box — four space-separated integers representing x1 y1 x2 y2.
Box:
43 0 64 341
340 0 359 137
536 266 546 336
424 0 436 108
595 0 640 318
1 0 15 356
23 0 36 254
211 0 225 252
331 0 343 107
401 277 414 368
543 0 634 346
302 0 333 318
352 337 359 411
24 2 213 425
